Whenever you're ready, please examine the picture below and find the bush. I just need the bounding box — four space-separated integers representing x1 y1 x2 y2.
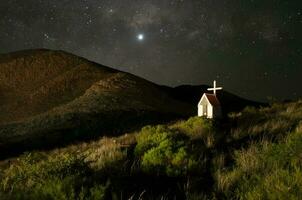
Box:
134 125 172 157
172 117 215 148
172 117 213 137
135 125 200 176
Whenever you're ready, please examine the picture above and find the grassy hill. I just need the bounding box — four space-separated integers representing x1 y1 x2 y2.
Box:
0 49 259 158
0 49 193 123
0 100 301 199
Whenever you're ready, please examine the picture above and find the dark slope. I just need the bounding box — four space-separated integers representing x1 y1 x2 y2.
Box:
0 49 261 158
0 49 193 157
0 49 118 123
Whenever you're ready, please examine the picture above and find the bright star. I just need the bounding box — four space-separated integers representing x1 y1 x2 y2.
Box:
137 34 144 41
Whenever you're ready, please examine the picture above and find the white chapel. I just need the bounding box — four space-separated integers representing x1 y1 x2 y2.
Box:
198 80 223 119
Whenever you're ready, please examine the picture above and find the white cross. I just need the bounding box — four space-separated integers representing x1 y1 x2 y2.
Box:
207 80 223 95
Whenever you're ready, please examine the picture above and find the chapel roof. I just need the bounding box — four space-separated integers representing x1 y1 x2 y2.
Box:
204 93 221 106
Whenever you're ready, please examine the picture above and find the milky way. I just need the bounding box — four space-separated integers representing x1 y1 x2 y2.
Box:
0 0 301 101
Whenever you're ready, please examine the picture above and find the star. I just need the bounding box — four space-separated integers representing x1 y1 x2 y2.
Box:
137 34 144 41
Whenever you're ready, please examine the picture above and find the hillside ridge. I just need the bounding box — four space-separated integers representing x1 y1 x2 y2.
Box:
0 49 260 158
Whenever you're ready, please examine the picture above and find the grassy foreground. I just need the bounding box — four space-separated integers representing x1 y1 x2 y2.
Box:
0 100 302 199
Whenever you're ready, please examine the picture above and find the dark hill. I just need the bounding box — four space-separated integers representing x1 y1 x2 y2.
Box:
0 49 261 158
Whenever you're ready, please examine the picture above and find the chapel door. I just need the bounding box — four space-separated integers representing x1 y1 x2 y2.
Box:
203 105 207 115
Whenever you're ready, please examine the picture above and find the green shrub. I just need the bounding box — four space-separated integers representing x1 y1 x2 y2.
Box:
135 125 200 176
171 117 216 148
134 125 172 157
172 117 213 137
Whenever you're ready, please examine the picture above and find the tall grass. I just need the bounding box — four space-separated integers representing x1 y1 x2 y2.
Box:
0 134 133 199
215 100 302 199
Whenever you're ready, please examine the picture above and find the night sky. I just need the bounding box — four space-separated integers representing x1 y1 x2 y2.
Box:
0 0 301 101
